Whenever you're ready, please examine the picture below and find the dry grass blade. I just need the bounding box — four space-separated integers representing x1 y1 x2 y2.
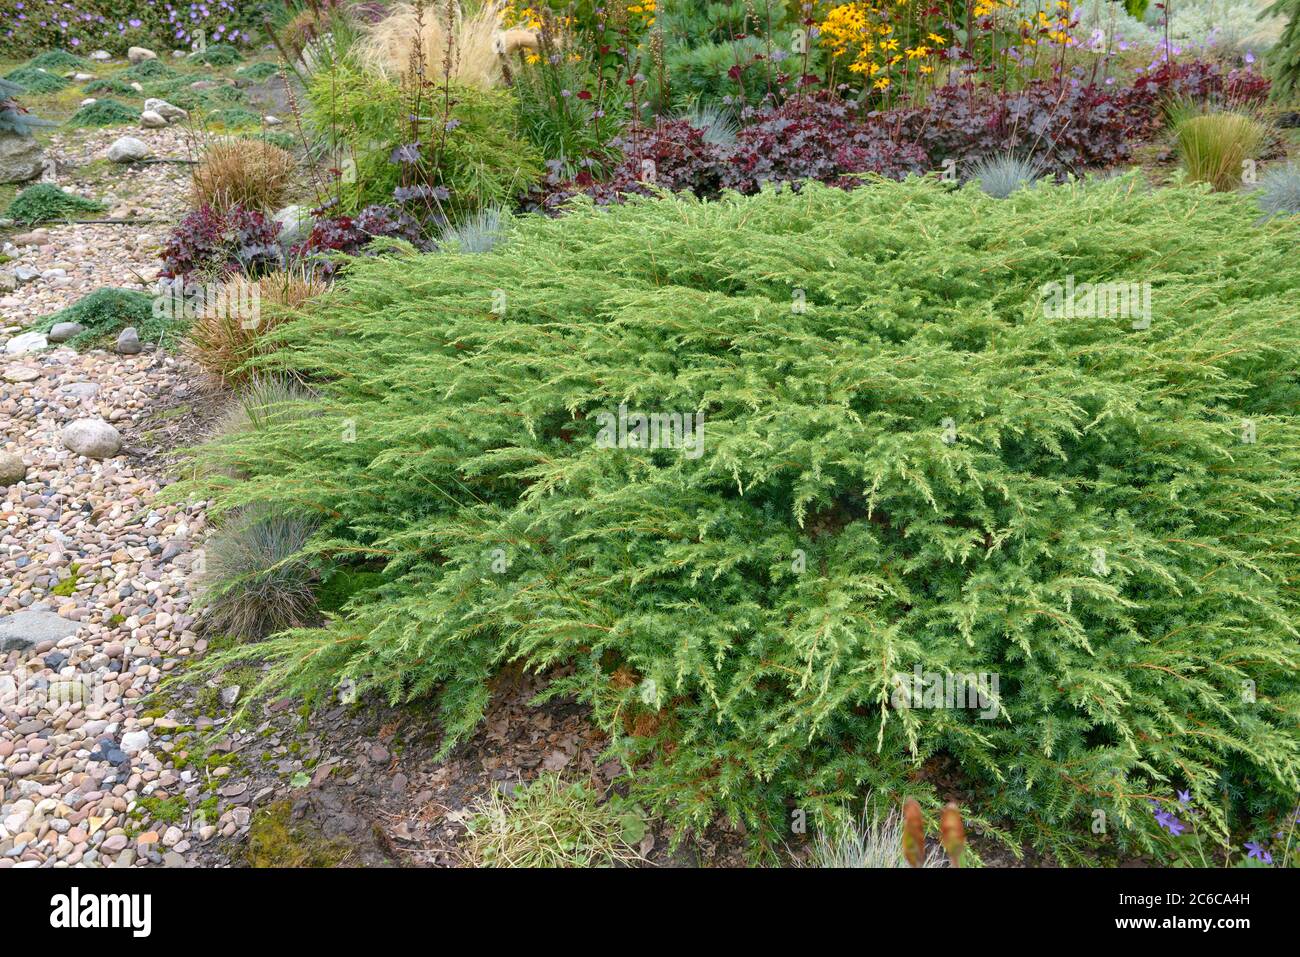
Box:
359 1 505 87
191 137 298 213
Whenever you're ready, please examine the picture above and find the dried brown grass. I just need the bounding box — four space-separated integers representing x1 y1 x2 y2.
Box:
191 138 298 214
185 270 328 385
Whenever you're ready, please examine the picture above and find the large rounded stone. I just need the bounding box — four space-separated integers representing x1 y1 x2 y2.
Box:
61 419 122 459
106 136 151 164
0 451 26 486
0 130 43 185
4 332 48 355
48 322 86 343
127 46 157 64
143 98 187 123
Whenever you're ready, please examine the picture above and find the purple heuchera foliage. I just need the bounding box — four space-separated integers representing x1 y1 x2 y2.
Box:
291 204 438 277
160 205 281 281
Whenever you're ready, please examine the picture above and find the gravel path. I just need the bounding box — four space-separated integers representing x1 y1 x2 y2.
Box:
0 125 223 868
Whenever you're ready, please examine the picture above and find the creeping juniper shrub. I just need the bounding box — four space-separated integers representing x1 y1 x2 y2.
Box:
188 42 244 66
81 77 141 98
122 58 179 82
67 98 140 128
3 65 69 94
26 49 89 71
4 183 105 225
33 288 174 348
174 179 1300 861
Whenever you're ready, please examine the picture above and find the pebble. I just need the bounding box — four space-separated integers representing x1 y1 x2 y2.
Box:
0 124 210 870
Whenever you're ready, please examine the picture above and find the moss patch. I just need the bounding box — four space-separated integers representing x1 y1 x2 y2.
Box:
246 801 355 868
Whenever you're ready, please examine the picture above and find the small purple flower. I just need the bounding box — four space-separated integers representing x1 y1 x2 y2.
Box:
1244 842 1272 863
1177 790 1191 805
390 143 421 164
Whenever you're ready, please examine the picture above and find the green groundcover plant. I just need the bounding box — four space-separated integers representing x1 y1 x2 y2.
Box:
175 177 1300 862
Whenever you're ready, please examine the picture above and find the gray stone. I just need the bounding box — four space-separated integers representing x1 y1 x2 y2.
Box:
139 110 167 130
13 266 40 283
0 130 43 185
47 322 86 343
106 136 151 164
4 332 48 355
115 327 141 354
0 608 80 653
0 451 25 486
60 418 122 459
0 273 13 294
142 98 186 123
127 47 156 64
90 50 112 61
120 730 150 754
273 204 312 248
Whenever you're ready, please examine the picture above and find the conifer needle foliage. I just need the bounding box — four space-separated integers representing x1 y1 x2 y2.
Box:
177 178 1300 860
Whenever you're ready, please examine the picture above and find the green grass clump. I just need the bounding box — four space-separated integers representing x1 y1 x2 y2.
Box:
67 97 139 127
33 287 175 346
4 183 104 225
1174 110 1269 192
27 50 90 72
189 43 244 66
4 65 70 94
173 177 1300 863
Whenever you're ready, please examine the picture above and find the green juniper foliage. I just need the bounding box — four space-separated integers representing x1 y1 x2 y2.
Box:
33 288 176 348
67 98 140 128
4 184 105 225
4 65 70 94
175 177 1300 860
27 50 90 71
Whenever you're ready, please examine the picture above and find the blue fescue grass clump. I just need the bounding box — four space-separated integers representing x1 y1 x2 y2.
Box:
967 153 1045 198
439 208 507 253
1255 163 1300 218
172 177 1300 863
